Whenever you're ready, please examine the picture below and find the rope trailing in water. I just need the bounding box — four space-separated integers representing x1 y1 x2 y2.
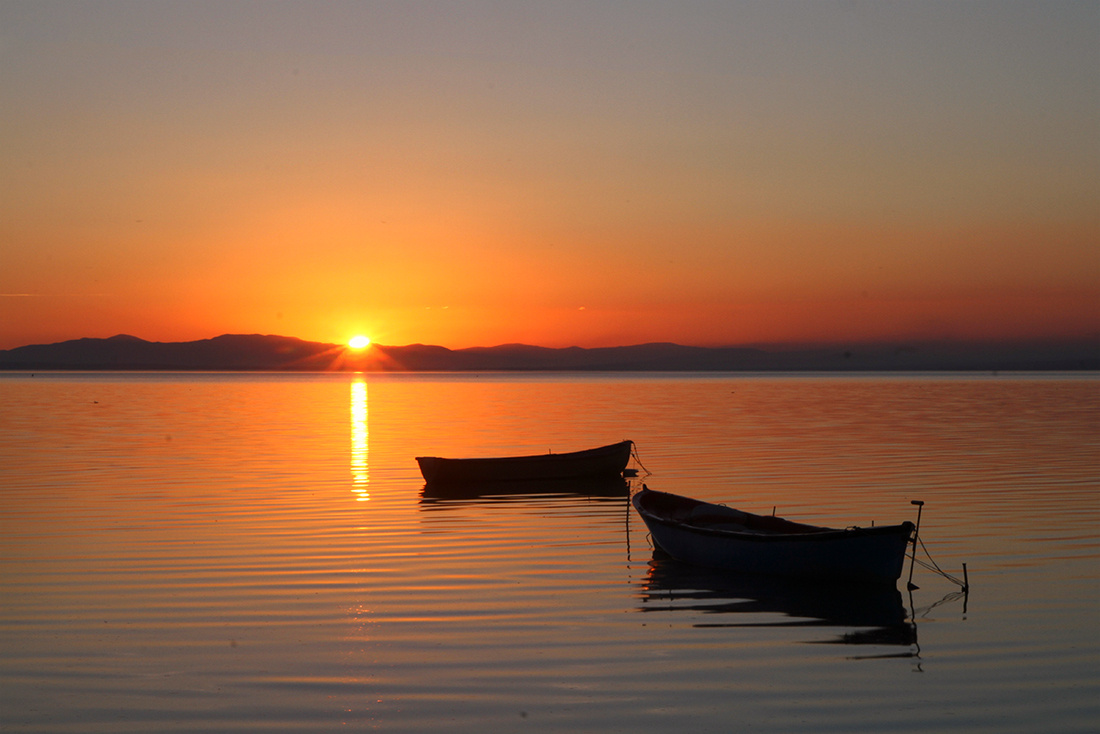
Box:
908 500 969 593
629 441 652 478
912 535 969 590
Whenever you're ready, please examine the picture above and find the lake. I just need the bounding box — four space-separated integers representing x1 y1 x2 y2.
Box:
1 372 1097 733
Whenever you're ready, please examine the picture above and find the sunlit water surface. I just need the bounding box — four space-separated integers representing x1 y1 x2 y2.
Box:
1 372 1097 733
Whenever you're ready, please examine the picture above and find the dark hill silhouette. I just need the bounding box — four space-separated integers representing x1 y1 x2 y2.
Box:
0 334 342 371
0 334 1096 371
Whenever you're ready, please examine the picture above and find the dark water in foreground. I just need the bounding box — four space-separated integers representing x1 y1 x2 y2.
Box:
1 372 1097 733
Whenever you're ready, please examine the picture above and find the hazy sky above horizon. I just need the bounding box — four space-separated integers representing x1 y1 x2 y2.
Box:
2 1 1097 350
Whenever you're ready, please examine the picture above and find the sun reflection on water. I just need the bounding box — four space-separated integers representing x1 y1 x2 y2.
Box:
350 379 368 500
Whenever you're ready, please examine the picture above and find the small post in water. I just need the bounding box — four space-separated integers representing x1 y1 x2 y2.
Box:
907 500 925 591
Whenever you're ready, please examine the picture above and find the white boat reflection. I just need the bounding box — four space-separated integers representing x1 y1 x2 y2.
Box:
638 551 918 653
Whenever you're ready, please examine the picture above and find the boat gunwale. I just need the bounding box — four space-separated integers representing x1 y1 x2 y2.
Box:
415 439 633 465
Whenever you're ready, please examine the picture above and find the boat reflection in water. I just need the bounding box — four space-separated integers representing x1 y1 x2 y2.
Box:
421 475 631 503
638 551 918 656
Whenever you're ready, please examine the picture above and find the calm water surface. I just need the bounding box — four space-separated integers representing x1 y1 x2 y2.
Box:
1 372 1097 733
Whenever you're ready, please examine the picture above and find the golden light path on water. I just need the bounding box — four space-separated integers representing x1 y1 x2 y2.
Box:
350 379 368 501
1 373 1097 733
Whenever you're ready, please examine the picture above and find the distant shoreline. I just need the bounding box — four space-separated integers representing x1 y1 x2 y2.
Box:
1 334 1096 372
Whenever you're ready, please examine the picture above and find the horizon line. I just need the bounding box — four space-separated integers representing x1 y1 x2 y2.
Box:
3 330 1098 354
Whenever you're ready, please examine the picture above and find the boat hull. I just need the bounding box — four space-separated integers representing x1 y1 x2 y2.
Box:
416 440 633 485
633 488 914 586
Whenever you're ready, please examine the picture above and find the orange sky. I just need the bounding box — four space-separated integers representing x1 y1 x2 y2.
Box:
1 2 1097 351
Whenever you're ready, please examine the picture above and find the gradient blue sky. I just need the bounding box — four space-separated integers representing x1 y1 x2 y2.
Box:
2 1 1097 349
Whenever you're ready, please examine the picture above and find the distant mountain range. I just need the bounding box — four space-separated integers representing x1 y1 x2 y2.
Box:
1 333 1096 371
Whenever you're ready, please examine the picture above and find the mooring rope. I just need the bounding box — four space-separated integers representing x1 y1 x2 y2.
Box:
629 441 652 478
913 536 968 589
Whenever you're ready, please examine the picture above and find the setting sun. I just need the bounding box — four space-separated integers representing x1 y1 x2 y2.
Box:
348 335 371 349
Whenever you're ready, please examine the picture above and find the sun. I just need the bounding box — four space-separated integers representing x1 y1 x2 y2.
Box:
348 335 371 349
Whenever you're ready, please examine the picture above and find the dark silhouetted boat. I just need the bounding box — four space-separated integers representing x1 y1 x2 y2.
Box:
632 486 915 586
416 440 634 485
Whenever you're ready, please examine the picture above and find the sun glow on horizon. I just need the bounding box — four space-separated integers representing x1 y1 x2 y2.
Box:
348 335 371 349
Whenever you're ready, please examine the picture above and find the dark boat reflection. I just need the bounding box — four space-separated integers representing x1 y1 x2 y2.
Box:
638 551 918 654
420 475 631 503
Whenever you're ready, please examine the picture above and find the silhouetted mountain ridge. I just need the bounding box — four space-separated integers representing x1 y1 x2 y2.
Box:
0 333 1096 371
0 334 339 370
